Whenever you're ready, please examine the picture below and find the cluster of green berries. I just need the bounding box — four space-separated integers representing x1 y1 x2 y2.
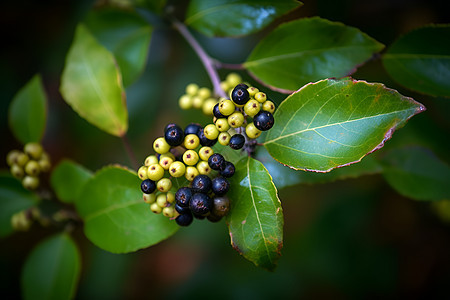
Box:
6 143 51 190
138 123 234 226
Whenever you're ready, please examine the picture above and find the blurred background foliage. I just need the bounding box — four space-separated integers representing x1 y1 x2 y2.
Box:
1 0 449 299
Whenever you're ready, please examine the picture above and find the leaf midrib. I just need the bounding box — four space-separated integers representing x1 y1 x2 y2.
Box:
85 198 141 222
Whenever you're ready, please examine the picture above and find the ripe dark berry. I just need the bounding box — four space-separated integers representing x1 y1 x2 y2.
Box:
141 179 156 194
211 196 230 217
213 103 225 118
189 193 212 216
175 213 193 226
164 124 184 146
197 128 217 147
231 83 250 105
211 176 230 196
207 214 222 223
175 203 190 214
229 134 245 150
191 174 212 194
164 123 177 133
208 153 225 171
176 187 192 207
184 123 202 136
253 111 274 131
220 161 235 178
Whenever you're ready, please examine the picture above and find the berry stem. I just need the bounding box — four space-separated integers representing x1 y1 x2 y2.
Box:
172 19 227 99
213 60 244 70
121 134 138 170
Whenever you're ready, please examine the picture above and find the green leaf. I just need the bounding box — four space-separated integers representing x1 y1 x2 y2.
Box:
0 172 39 238
22 233 81 300
84 8 152 87
8 74 47 144
245 17 384 92
60 24 128 137
185 0 301 37
256 147 382 189
50 160 93 204
75 166 178 253
382 24 450 98
264 78 425 172
226 157 283 271
381 146 450 201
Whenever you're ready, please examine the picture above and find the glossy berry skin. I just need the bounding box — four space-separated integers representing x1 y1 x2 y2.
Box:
189 193 213 216
164 123 177 133
191 174 212 194
253 111 274 131
218 132 231 146
153 137 170 154
211 196 230 217
197 128 217 147
175 212 193 226
175 203 190 214
198 147 214 161
218 100 235 116
141 179 156 194
213 103 225 118
245 123 262 139
229 134 245 150
185 166 199 181
183 150 199 166
184 134 200 150
211 176 230 196
227 112 245 128
176 187 192 207
208 153 225 171
220 161 235 178
184 123 202 136
231 83 250 105
164 124 185 146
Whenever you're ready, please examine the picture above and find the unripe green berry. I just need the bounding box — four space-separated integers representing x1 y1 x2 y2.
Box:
218 99 235 116
198 87 211 99
11 211 31 231
153 137 170 154
22 176 39 190
226 73 242 87
150 202 162 214
247 86 259 97
24 143 43 160
197 160 211 175
6 150 21 166
184 134 200 150
186 83 199 96
227 112 245 128
169 161 186 177
147 164 165 181
143 192 156 204
38 156 51 172
245 123 262 139
255 92 267 103
167 191 175 204
25 160 40 176
198 147 214 161
144 155 159 167
157 178 172 193
220 81 229 93
262 100 275 113
192 96 204 109
161 152 175 160
204 124 219 140
183 150 199 166
159 156 174 170
202 98 217 116
156 193 169 207
179 94 193 109
11 164 24 179
218 132 231 146
162 206 175 218
244 99 261 117
185 166 199 181
16 152 29 167
138 166 148 180
215 118 230 132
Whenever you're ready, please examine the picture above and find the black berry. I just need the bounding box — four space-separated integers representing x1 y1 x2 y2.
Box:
213 103 225 118
211 196 230 217
184 123 202 136
191 174 212 194
141 179 156 194
229 134 245 150
175 213 193 226
164 124 185 146
253 111 274 131
198 128 217 147
220 161 235 178
175 203 190 214
208 153 225 171
176 187 192 207
164 123 177 133
189 193 212 216
207 214 222 223
211 176 230 196
231 83 250 105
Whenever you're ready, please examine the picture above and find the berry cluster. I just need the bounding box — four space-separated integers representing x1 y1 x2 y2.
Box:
6 143 51 190
138 123 235 226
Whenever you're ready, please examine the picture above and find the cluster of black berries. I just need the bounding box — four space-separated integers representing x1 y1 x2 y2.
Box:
138 123 235 225
6 143 51 190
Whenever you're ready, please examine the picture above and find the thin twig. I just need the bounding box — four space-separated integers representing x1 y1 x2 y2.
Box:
213 60 244 70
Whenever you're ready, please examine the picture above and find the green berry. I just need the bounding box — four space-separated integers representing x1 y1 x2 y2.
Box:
159 155 174 170
202 98 217 116
215 118 230 132
6 150 21 166
245 123 262 139
147 164 165 181
157 178 172 193
183 150 199 166
156 193 169 207
198 87 211 99
183 134 200 150
218 132 231 146
197 160 211 175
144 155 159 167
198 146 214 161
150 202 162 214
143 193 156 204
262 100 275 113
153 137 170 154
167 191 175 204
162 206 175 218
22 176 39 190
186 83 199 96
16 152 29 167
254 92 267 103
244 99 261 117
247 86 259 98
226 73 242 87
227 112 245 128
38 155 51 172
192 96 204 109
10 164 24 179
24 143 43 160
24 160 40 176
169 161 186 177
185 166 199 181
179 94 193 109
220 81 229 93
204 124 219 140
218 99 235 116
138 166 148 180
